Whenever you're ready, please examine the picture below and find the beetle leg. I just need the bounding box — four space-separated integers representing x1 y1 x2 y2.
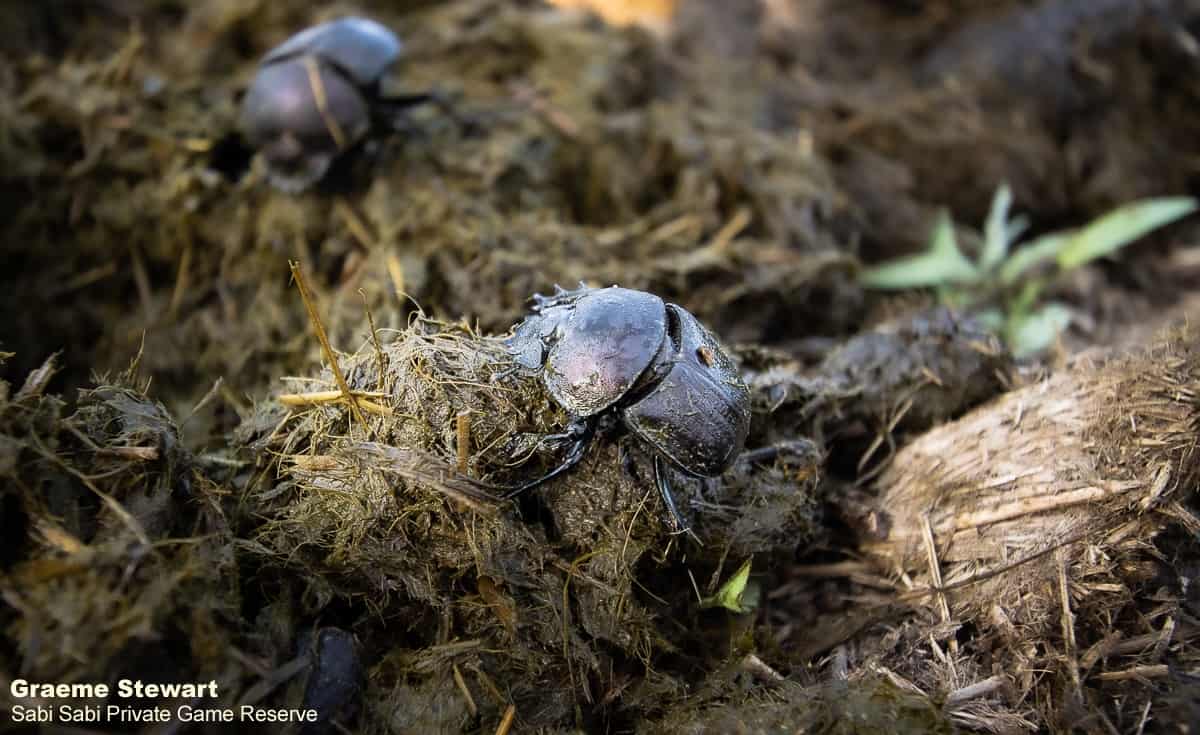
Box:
376 91 437 108
503 420 594 499
376 89 479 134
736 438 820 468
653 455 694 537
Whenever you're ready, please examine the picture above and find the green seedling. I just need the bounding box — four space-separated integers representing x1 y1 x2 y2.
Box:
700 558 758 614
861 186 1196 357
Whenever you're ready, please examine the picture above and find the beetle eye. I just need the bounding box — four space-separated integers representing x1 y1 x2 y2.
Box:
696 345 714 367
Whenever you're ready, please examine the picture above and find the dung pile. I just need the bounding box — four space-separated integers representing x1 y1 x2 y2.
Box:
0 354 245 707
232 307 821 730
848 324 1200 730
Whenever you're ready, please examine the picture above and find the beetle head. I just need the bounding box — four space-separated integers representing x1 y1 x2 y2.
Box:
239 58 369 192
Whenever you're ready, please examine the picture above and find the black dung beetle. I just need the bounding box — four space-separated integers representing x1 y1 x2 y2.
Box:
239 17 436 192
506 285 752 532
296 627 362 735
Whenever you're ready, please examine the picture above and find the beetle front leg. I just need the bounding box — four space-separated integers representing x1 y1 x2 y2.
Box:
736 438 820 468
653 455 695 537
503 419 594 499
376 89 478 135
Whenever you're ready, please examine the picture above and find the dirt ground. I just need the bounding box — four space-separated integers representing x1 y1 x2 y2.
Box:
3 1 1200 733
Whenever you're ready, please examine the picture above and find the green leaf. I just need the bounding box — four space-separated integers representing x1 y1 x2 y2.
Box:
1004 215 1031 254
860 211 978 289
1057 197 1196 269
1009 278 1045 320
700 558 756 613
998 232 1071 285
981 184 1013 270
929 208 960 257
1007 302 1073 358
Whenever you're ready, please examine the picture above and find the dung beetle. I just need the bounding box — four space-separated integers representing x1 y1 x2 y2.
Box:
506 285 752 532
239 17 439 192
296 627 362 735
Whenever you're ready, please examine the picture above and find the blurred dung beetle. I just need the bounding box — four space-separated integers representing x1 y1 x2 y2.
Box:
505 285 752 533
296 627 362 735
239 17 450 192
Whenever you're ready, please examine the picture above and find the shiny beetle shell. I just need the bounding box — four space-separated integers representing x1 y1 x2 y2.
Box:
541 288 667 417
624 304 751 476
510 286 751 478
261 17 403 89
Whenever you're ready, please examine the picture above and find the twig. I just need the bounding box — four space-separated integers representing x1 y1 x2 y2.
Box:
277 390 393 416
895 526 1092 603
456 411 472 475
16 353 60 400
387 254 406 302
32 439 150 547
1094 665 1169 682
1152 616 1176 661
181 377 225 431
56 263 117 294
168 225 193 319
452 664 478 718
335 198 375 250
944 676 1005 709
289 261 367 428
130 242 154 325
1135 699 1153 735
706 207 753 252
97 446 159 461
510 82 580 139
1058 549 1081 695
938 482 1142 533
360 289 387 387
741 654 785 683
1080 631 1124 670
470 666 505 707
921 514 957 655
494 704 516 735
349 442 500 512
303 56 347 148
237 655 311 706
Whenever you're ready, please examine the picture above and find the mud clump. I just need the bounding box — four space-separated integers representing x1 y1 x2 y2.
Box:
743 308 1011 480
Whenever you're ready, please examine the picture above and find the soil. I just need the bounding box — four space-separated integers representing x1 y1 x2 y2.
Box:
2 1 1200 733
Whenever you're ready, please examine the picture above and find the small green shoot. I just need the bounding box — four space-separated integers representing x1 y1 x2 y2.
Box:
860 186 1196 357
1057 197 1197 269
858 210 978 289
700 558 757 614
